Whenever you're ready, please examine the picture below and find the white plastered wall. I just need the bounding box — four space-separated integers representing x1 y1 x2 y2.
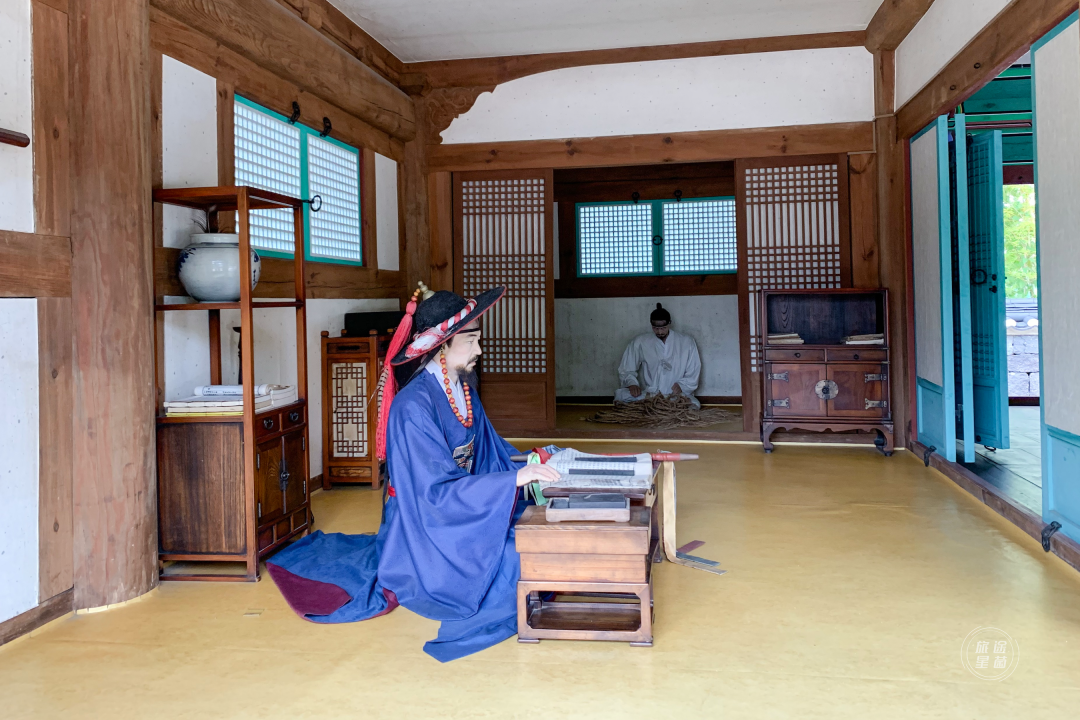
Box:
895 0 1012 108
0 299 39 623
159 55 400 479
910 129 944 386
442 47 875 144
556 296 741 398
1033 21 1080 434
0 0 34 233
374 153 400 271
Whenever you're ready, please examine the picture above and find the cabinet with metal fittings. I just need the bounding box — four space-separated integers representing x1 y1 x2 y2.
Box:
759 289 894 455
153 186 311 582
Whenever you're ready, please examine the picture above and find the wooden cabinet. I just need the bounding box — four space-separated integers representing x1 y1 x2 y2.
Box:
760 289 894 454
320 330 389 489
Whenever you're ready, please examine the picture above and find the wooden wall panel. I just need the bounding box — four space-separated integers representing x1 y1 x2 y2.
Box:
31 1 70 237
0 231 71 297
37 298 73 601
849 153 881 288
69 0 158 608
428 122 876 173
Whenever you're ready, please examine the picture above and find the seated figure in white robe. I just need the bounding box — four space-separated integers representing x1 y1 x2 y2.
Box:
614 303 703 409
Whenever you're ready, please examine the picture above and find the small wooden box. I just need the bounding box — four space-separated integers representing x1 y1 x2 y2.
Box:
515 505 654 646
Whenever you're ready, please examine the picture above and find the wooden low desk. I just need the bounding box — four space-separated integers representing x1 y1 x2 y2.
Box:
515 502 656 646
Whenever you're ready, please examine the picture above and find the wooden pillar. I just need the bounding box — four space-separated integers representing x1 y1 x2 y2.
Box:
401 96 432 298
874 50 912 449
69 0 157 608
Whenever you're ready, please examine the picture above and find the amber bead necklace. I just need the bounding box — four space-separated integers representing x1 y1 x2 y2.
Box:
439 349 473 427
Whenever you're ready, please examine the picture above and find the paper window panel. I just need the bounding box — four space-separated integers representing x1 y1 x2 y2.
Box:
743 163 843 371
662 198 737 272
460 177 548 374
234 102 301 254
308 135 362 262
577 204 653 275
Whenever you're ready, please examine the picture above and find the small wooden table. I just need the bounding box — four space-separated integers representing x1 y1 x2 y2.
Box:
515 503 656 646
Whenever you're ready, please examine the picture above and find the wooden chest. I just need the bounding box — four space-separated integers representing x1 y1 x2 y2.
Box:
760 289 894 454
515 505 654 646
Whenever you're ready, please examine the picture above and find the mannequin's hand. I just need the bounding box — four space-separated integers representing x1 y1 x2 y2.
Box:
516 464 561 488
628 384 642 398
672 383 683 395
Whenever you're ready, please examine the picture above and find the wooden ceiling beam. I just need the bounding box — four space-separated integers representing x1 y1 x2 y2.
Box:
406 31 867 90
151 0 416 141
272 0 405 84
895 0 1076 139
865 0 936 52
428 122 874 173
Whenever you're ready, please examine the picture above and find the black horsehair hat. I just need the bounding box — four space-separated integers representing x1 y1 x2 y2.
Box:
390 286 505 366
651 302 671 326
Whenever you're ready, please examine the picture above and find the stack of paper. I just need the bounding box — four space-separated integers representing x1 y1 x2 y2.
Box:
164 384 297 417
842 333 885 345
540 449 654 491
768 333 804 345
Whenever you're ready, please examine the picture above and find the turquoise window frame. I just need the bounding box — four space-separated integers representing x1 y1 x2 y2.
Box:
234 95 363 266
575 196 737 277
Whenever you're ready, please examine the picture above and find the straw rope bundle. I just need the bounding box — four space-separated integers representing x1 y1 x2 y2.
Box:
587 394 736 429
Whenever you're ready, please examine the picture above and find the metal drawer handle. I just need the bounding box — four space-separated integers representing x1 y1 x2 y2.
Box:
794 352 801 358
768 372 789 381
864 373 886 383
289 411 300 423
852 353 859 360
263 418 275 430
769 398 790 408
865 399 886 410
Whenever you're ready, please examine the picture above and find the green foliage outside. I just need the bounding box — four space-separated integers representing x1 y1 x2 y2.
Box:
1003 184 1038 299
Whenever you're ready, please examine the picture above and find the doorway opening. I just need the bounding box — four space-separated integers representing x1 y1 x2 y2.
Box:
955 59 1042 513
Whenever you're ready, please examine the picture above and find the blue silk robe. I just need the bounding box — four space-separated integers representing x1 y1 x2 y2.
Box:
268 370 527 662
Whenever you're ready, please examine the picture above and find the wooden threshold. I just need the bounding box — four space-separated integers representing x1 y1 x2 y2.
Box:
513 428 886 444
911 439 1080 575
0 588 73 647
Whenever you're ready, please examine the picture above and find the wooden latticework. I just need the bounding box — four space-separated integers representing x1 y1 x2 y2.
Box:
459 176 549 374
330 361 369 458
738 156 852 372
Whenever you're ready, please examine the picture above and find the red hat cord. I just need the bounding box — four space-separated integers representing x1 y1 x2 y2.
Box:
375 282 429 461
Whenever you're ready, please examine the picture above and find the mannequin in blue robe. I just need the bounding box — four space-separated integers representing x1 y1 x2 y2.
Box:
268 366 530 662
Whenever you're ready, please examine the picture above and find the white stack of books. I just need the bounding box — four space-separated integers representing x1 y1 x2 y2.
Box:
164 384 298 417
842 333 885 346
767 333 804 345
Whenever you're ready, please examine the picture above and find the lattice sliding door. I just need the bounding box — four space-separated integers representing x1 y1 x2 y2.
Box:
454 170 555 432
735 155 852 431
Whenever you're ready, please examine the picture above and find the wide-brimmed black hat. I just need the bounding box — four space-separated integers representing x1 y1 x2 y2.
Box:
390 286 505 366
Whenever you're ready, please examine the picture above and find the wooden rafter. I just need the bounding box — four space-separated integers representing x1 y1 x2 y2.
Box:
406 31 866 90
865 0 936 52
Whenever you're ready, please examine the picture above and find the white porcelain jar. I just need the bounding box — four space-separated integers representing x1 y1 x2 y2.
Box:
177 234 261 302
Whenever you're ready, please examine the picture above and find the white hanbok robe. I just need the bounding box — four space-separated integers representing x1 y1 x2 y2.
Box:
615 330 702 408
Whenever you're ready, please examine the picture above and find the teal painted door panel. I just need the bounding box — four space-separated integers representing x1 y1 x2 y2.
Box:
1045 426 1080 543
913 116 957 463
950 115 976 463
966 131 1010 450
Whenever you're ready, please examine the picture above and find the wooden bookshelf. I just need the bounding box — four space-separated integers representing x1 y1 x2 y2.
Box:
153 186 311 582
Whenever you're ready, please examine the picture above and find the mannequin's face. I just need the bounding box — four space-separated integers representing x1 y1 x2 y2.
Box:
444 320 482 373
651 321 670 341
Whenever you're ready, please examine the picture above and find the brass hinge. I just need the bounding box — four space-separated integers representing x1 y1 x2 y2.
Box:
769 398 790 408
257 502 262 518
768 372 789 381
865 399 886 410
864 373 886 382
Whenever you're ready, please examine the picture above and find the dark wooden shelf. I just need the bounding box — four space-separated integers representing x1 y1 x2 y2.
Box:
155 300 304 311
153 186 302 212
